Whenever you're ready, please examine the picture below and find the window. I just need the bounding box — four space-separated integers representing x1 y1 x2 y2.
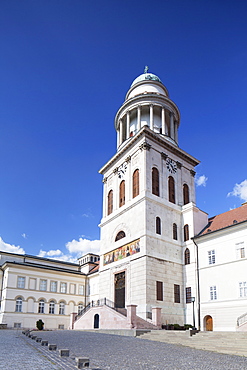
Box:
50 281 57 292
107 190 113 215
119 180 125 207
59 301 65 315
78 303 84 314
133 169 139 198
210 286 217 300
79 284 84 295
208 250 215 265
60 282 67 294
156 281 163 301
14 323 21 328
40 279 47 291
168 176 175 203
174 284 180 303
15 297 23 312
49 301 55 314
173 223 177 240
38 300 45 313
70 284 76 294
184 248 190 265
152 167 159 196
239 282 247 297
115 231 126 241
183 184 190 205
156 217 161 235
236 243 245 259
184 224 189 241
186 287 192 303
17 277 25 289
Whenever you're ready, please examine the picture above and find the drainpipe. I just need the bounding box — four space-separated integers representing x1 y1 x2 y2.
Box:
192 238 201 331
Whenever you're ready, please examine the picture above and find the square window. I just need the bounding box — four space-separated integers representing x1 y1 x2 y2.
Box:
50 281 57 293
79 285 84 295
40 279 47 291
60 282 67 294
17 277 25 289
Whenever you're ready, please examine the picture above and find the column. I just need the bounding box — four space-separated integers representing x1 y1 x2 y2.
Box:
161 107 166 134
119 119 123 145
127 305 137 329
117 129 120 147
170 112 174 140
126 111 130 138
150 104 154 130
137 106 141 131
174 121 178 143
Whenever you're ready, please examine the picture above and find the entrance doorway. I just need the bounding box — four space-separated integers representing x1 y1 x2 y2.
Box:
204 315 213 331
114 271 125 308
94 314 99 329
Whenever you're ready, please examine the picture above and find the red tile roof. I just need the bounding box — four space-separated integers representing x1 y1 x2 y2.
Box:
88 261 99 274
197 203 247 237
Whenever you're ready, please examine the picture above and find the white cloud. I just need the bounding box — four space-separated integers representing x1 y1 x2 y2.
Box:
66 238 100 255
0 237 25 254
227 179 247 202
195 175 208 187
38 249 62 258
21 233 27 239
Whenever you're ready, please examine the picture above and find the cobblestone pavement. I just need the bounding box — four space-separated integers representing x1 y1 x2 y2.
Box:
12 329 247 370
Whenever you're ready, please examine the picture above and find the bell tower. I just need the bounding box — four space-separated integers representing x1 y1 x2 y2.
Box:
98 69 207 325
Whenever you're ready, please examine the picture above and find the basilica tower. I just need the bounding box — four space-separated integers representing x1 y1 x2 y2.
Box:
99 69 207 325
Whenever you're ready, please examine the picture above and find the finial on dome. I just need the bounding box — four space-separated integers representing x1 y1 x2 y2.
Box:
144 66 149 73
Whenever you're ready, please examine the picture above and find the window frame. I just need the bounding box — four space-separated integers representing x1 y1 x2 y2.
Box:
156 217 161 235
59 301 65 315
15 297 23 312
156 281 163 301
50 281 57 293
168 176 175 203
60 282 67 294
38 299 45 314
173 223 177 240
184 224 189 242
184 248 190 265
152 167 159 196
208 250 215 265
40 279 47 291
17 276 25 289
49 300 55 314
210 286 217 300
132 169 140 198
183 183 190 205
107 189 113 215
119 180 125 207
185 287 192 303
174 284 180 303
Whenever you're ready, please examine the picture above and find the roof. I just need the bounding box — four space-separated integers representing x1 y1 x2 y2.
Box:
88 261 99 274
131 72 162 87
196 203 247 237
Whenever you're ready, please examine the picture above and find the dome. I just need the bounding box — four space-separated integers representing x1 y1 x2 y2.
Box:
131 72 162 87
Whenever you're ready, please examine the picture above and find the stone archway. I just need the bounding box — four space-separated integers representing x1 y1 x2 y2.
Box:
204 315 213 331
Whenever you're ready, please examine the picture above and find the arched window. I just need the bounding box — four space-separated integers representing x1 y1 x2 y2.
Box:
152 167 159 196
38 299 45 314
78 303 84 314
156 217 161 235
119 180 125 207
183 184 190 205
168 176 175 203
15 297 22 312
115 231 126 241
133 169 139 198
107 190 113 215
49 300 55 314
185 248 190 265
59 301 65 315
184 224 189 241
173 223 177 240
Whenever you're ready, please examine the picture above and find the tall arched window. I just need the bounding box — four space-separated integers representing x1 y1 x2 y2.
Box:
59 301 65 315
185 248 190 265
133 169 139 198
49 300 55 314
38 299 45 314
184 224 189 241
168 176 175 203
156 217 161 235
183 184 190 205
15 297 22 312
173 223 177 240
152 167 159 196
119 180 125 207
107 190 113 215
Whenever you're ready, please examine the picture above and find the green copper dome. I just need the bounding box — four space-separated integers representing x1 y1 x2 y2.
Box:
131 72 162 87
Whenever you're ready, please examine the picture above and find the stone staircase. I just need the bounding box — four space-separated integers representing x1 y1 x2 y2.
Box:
138 330 247 357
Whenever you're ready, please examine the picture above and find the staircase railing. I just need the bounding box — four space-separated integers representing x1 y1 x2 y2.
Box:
237 312 247 327
75 298 127 321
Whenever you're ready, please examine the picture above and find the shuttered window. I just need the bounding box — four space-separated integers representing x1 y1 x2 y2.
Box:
156 281 163 301
174 284 180 303
133 169 139 198
173 223 177 240
168 176 175 203
152 168 159 196
119 180 125 207
184 224 189 241
185 248 190 264
107 190 113 215
183 184 190 205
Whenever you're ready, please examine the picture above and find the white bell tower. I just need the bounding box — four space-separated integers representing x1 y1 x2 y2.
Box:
98 69 207 326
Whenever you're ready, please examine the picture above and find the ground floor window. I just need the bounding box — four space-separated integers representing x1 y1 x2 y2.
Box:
15 297 22 312
38 299 45 313
59 301 65 315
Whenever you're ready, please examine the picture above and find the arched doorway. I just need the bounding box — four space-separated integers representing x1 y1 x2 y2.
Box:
204 315 213 331
94 314 99 329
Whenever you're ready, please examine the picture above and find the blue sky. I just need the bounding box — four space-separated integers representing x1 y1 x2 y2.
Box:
0 0 246 261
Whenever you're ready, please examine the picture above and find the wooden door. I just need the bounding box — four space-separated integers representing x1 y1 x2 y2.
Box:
115 272 125 308
206 315 213 331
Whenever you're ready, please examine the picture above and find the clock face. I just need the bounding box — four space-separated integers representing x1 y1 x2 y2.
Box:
118 162 127 178
166 158 177 174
